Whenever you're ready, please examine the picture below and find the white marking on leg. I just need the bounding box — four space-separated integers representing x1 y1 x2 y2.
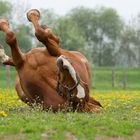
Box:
57 55 85 98
0 48 9 63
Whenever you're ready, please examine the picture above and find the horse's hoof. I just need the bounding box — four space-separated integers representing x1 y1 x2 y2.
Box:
27 9 40 22
0 18 9 32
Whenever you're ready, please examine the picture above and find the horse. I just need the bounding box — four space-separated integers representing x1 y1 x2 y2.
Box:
0 9 102 112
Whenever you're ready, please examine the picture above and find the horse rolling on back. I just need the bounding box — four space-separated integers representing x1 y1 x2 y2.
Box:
0 9 102 112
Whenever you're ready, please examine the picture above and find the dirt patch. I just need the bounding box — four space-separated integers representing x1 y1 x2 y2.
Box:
95 130 140 140
42 130 78 140
0 133 25 140
42 130 57 140
64 131 77 140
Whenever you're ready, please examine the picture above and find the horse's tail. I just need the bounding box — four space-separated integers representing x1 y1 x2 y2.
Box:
89 97 103 108
84 97 103 112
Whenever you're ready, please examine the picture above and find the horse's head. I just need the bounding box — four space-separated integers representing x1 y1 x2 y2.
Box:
56 55 90 111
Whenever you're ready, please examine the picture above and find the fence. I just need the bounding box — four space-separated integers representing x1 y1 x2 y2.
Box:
0 65 16 88
91 67 140 90
0 65 140 90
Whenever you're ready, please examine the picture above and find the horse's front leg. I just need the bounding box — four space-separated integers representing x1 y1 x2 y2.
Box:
0 19 24 68
27 9 61 56
0 45 15 66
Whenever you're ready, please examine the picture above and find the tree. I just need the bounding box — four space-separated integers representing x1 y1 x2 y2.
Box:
0 0 12 56
69 7 96 43
54 17 86 55
135 14 140 66
35 9 86 56
15 24 32 52
0 1 32 54
40 9 59 27
69 7 123 66
0 0 11 17
122 27 137 66
94 8 123 66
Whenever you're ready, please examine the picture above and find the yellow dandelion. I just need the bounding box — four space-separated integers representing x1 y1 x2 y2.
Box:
0 111 8 117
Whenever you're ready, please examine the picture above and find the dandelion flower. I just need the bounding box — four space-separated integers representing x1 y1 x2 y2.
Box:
0 111 8 117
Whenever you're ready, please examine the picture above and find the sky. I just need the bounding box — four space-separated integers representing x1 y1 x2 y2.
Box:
7 0 140 22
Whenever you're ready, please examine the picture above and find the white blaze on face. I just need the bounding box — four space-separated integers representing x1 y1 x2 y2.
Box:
0 48 9 63
57 55 85 99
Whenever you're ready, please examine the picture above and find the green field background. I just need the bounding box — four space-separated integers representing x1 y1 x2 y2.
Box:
1 66 140 140
0 65 140 90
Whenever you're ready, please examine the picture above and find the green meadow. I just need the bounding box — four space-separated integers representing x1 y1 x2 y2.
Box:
0 66 140 140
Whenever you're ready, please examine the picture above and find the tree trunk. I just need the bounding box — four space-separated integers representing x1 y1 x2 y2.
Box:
98 52 102 66
93 71 96 88
112 68 115 88
122 70 127 90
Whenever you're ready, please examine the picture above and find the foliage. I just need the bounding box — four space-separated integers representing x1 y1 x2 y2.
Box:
15 25 32 52
69 7 123 66
54 17 86 54
0 0 11 17
0 1 140 67
40 9 59 27
0 0 32 55
0 0 12 55
116 25 138 67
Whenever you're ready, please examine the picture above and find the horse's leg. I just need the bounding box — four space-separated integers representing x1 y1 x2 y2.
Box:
0 46 15 66
15 75 33 105
0 19 24 68
27 9 61 56
3 58 15 66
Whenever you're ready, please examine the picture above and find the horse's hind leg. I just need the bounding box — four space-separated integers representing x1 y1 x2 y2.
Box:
27 9 61 56
0 19 24 69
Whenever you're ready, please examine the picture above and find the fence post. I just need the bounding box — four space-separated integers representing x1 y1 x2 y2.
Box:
122 70 127 90
93 71 96 88
6 65 11 87
112 68 115 88
0 64 1 88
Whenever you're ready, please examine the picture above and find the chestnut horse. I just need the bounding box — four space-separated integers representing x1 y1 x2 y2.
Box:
0 9 102 112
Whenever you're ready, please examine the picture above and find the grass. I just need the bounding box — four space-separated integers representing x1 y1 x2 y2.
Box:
0 89 140 140
0 66 140 139
91 67 140 90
